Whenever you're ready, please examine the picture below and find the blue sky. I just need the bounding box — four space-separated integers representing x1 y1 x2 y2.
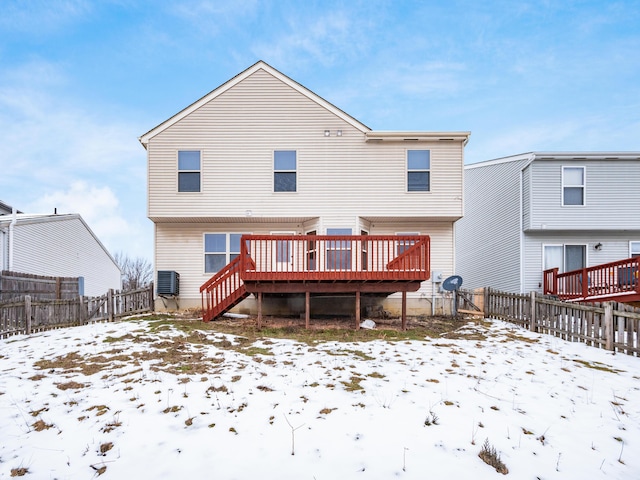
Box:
1 0 639 261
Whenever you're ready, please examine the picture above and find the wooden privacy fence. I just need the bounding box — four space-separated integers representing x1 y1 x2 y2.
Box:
0 284 154 339
0 270 80 301
481 287 639 357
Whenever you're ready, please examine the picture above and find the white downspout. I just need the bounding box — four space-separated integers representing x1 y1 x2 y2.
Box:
8 207 16 271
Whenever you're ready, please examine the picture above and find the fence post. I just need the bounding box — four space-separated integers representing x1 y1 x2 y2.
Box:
484 287 490 318
604 302 614 351
25 295 32 334
149 282 155 312
107 289 114 322
529 291 537 332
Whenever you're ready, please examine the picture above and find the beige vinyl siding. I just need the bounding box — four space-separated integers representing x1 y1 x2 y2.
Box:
156 222 305 302
456 159 530 292
156 220 454 306
529 159 640 231
9 217 121 296
148 69 464 222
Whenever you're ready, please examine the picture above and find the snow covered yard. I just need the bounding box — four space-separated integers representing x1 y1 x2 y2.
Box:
1 317 639 479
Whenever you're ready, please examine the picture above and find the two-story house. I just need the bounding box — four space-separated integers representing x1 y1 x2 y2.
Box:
455 152 640 299
139 61 470 321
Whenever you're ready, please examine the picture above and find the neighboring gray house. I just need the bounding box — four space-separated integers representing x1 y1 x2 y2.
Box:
455 152 640 294
0 212 122 296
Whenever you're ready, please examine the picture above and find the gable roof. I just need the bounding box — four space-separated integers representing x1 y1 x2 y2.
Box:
0 213 119 269
139 61 372 148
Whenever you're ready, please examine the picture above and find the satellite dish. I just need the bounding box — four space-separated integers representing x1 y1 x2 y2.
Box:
442 275 463 292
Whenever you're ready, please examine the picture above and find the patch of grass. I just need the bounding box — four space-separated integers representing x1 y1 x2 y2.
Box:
572 359 624 373
99 442 113 455
479 439 508 475
32 419 54 431
367 372 385 379
10 467 28 477
86 405 110 416
319 407 337 415
341 376 365 392
163 406 182 414
56 381 87 391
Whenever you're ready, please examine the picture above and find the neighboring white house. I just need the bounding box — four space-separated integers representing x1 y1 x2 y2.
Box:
139 60 470 315
455 152 640 294
0 212 122 296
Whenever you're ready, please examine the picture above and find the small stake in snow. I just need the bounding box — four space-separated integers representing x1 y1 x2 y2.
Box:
403 447 409 472
284 415 305 456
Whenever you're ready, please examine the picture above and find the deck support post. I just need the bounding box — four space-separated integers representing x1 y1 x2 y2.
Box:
305 291 310 329
355 291 361 330
257 292 263 329
401 290 407 331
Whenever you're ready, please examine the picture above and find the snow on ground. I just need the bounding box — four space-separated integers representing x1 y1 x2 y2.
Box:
1 317 639 479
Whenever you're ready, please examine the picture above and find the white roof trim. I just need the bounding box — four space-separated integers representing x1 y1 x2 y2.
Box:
366 131 471 144
139 60 371 147
0 213 120 270
466 151 640 170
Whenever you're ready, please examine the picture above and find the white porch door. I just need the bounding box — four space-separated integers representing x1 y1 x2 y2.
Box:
271 231 296 271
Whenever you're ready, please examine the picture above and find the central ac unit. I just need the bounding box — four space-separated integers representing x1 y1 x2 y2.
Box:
157 270 179 296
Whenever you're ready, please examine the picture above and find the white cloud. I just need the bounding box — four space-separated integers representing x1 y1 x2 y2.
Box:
0 60 152 261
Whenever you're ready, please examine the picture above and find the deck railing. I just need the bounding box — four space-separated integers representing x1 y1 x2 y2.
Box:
544 257 640 301
240 234 430 282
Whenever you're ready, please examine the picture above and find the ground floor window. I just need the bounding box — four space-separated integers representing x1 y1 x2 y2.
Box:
543 244 586 273
204 233 248 273
326 228 352 270
631 241 640 258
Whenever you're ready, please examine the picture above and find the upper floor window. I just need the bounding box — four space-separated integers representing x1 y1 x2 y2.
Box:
204 233 246 273
274 150 296 192
631 241 640 258
562 166 585 206
407 150 430 192
178 151 201 192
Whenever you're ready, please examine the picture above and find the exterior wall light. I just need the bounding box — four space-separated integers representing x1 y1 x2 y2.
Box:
324 130 330 136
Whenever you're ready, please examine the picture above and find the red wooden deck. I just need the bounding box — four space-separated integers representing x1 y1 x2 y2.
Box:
543 257 640 303
200 235 431 327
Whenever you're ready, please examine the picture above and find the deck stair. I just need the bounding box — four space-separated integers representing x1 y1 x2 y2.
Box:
200 256 249 322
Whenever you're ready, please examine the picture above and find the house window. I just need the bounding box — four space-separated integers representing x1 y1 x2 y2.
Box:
631 241 640 258
562 166 585 206
326 228 352 270
204 233 246 273
396 232 419 255
178 151 201 192
274 150 296 192
407 150 430 192
543 244 586 273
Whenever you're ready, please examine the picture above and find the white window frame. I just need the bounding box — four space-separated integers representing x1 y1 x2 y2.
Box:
630 241 640 258
203 232 250 273
562 166 585 206
543 243 588 273
177 150 201 193
407 150 431 192
273 150 297 193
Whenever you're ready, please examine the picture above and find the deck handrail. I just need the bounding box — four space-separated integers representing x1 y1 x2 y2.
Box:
544 257 640 301
239 234 431 281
